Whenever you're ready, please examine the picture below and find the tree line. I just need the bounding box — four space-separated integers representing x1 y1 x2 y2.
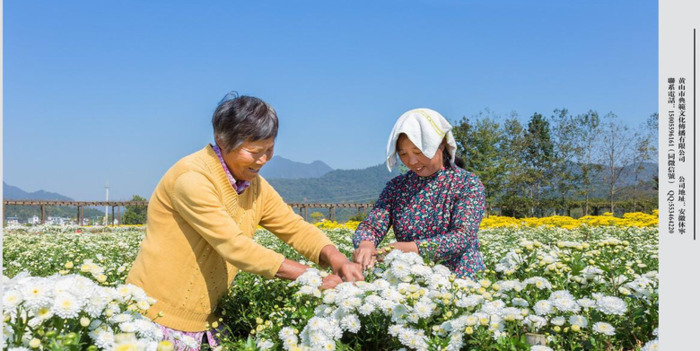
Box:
452 109 658 218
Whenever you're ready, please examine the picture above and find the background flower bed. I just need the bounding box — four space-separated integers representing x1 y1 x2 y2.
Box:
3 214 658 350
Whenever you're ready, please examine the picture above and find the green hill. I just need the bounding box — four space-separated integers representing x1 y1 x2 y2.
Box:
267 163 400 204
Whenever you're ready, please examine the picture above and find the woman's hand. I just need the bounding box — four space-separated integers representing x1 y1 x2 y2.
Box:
352 240 378 270
321 274 343 290
319 245 364 283
335 261 364 282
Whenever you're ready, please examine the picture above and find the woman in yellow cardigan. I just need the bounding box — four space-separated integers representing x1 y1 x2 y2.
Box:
127 93 363 350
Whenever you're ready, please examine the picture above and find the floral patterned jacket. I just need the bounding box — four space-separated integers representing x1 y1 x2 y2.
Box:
353 166 486 279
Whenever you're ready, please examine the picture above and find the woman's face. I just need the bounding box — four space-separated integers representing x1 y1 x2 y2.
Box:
397 135 444 177
222 138 275 181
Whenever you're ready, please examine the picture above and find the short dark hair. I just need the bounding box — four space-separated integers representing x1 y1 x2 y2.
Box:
212 94 278 153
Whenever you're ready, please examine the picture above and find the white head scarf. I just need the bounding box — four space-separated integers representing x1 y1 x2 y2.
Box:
386 108 457 172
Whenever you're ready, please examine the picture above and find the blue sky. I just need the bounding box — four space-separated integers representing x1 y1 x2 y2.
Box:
4 0 658 201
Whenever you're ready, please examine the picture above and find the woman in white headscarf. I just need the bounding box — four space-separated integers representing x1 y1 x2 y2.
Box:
351 108 486 280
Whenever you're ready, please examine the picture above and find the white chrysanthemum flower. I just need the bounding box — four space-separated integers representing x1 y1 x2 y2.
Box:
524 277 552 290
298 285 316 296
83 288 111 318
403 252 425 265
307 317 325 330
89 326 115 350
524 315 548 331
480 300 506 315
256 338 275 350
322 291 337 305
592 322 616 336
595 296 627 316
512 297 529 307
581 266 604 279
336 299 356 314
551 316 566 326
390 261 411 279
576 298 596 309
456 294 484 309
446 332 463 351
335 283 362 299
530 346 554 351
136 299 150 311
383 249 403 263
414 299 436 319
306 330 330 349
3 289 23 309
340 314 361 333
464 315 479 326
497 280 525 292
568 315 588 328
500 307 524 321
279 327 296 339
432 265 452 277
55 275 96 301
373 279 390 290
111 313 133 324
549 290 574 300
640 338 658 351
18 279 53 311
294 269 323 289
381 288 403 304
133 318 159 339
354 281 377 293
410 264 433 279
35 306 53 320
624 275 656 298
280 335 298 350
391 304 410 322
387 324 402 337
315 304 334 317
119 321 137 333
612 275 628 286
358 303 376 316
551 296 580 313
491 329 507 341
533 300 554 315
53 292 82 319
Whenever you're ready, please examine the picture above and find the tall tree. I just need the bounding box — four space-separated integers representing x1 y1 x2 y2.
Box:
122 195 148 225
452 112 505 213
524 113 554 216
629 113 659 211
549 108 582 215
499 116 531 217
571 110 602 216
600 113 635 214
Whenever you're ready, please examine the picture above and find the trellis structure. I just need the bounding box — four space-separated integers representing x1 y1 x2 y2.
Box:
2 200 373 224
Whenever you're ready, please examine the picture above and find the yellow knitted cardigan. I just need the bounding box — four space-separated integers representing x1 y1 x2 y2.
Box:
127 146 334 331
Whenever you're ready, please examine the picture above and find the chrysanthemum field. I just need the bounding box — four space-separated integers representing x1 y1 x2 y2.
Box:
3 212 659 351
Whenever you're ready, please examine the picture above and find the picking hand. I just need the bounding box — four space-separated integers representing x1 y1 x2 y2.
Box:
352 240 377 270
335 261 364 283
320 274 343 290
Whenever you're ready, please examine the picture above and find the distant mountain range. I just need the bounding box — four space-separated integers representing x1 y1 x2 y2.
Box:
260 156 333 179
267 164 401 203
3 182 106 223
4 182 73 201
